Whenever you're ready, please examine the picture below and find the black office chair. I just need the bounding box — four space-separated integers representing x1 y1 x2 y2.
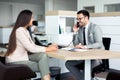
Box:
106 70 120 80
0 56 36 80
102 37 111 70
50 66 61 80
92 37 111 77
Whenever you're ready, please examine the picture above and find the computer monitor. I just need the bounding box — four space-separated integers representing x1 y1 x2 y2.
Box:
32 20 38 26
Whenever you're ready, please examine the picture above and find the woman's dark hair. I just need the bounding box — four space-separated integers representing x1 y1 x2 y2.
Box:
77 10 90 19
6 10 32 56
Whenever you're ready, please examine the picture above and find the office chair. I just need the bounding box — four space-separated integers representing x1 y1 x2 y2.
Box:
0 56 36 80
57 72 76 80
106 70 120 80
50 66 61 80
92 37 111 77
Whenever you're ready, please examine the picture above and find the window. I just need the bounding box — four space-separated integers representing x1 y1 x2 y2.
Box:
83 6 95 13
104 4 120 12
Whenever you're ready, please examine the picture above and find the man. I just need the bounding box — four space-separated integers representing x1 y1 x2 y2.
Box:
65 10 104 80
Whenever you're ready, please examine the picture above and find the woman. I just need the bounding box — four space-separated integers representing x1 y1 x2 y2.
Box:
5 10 58 80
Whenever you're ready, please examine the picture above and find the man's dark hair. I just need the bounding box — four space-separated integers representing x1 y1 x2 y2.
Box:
77 10 90 19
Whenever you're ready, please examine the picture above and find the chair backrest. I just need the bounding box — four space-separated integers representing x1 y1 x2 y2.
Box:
102 37 111 50
92 37 111 77
106 71 120 80
0 56 5 64
102 37 111 70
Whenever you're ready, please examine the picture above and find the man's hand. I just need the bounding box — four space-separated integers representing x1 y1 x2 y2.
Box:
73 23 79 32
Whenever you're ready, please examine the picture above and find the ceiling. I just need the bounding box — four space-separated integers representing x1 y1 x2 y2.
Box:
0 0 44 5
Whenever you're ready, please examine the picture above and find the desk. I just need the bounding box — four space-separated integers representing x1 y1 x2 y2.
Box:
47 49 120 80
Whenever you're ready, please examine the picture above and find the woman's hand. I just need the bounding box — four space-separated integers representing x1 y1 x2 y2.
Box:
46 44 58 52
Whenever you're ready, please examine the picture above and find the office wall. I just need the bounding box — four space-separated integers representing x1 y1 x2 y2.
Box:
45 0 77 11
0 0 77 26
53 0 77 11
90 15 120 70
12 3 43 23
77 0 120 13
0 2 43 26
0 3 12 26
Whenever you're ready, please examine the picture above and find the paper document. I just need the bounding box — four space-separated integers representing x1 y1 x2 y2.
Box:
61 47 88 52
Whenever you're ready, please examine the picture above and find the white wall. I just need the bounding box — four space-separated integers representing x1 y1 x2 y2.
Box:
53 0 77 11
12 3 43 23
0 2 43 26
77 0 120 13
0 3 12 26
0 0 77 26
45 0 77 11
90 16 120 70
